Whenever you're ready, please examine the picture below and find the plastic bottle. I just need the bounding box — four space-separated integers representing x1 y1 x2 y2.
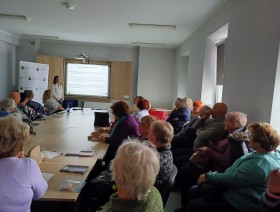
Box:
67 103 70 113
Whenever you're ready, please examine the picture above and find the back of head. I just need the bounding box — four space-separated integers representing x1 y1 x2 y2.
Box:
226 111 247 129
19 92 28 103
111 140 160 200
0 116 30 158
141 115 159 126
111 101 129 117
136 99 150 110
24 90 34 99
247 122 280 152
0 98 15 111
212 102 228 120
182 96 193 109
193 100 204 109
43 90 51 103
150 120 174 144
9 92 20 104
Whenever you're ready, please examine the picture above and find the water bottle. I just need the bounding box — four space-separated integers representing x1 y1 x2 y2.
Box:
67 103 70 113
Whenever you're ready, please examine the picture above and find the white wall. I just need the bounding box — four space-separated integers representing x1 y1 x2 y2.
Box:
270 45 280 131
137 47 175 109
175 0 280 126
0 31 19 99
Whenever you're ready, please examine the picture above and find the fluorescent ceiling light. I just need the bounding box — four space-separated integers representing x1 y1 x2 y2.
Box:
21 34 59 40
128 23 176 30
0 14 30 22
132 42 165 47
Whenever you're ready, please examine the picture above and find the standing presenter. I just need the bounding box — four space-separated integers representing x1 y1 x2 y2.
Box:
52 75 64 104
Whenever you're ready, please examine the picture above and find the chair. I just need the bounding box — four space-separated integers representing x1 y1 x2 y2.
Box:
27 145 43 165
62 99 79 108
157 164 178 207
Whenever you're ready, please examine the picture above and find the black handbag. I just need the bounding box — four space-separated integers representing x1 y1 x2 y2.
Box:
87 169 117 210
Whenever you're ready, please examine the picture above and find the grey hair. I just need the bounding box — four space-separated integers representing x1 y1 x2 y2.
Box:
200 105 212 113
0 98 16 111
226 111 247 128
111 140 160 200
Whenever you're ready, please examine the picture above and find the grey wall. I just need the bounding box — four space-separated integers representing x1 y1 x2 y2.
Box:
137 47 175 109
0 30 19 99
175 0 280 126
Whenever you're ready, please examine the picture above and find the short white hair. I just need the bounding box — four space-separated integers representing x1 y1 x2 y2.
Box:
226 111 247 128
111 140 160 200
0 98 15 111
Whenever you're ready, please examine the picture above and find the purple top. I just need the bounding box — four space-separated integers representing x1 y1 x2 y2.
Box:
104 115 140 163
205 137 231 172
0 157 48 212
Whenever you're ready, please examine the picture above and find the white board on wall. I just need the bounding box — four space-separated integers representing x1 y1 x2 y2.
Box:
18 61 49 105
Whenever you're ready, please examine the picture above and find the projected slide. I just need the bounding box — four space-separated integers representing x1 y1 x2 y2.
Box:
66 63 110 97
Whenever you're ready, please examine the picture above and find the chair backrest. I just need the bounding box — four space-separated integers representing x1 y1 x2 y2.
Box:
157 164 178 207
94 112 110 127
27 145 43 165
62 99 79 108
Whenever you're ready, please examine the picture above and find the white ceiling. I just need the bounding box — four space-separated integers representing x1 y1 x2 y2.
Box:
0 0 227 48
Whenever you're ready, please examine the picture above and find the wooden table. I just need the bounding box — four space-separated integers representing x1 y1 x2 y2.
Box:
25 108 109 202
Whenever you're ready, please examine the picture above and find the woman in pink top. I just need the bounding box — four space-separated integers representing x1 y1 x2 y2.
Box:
0 116 47 212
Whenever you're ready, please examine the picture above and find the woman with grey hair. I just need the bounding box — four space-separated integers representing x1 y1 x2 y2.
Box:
0 98 16 117
99 141 164 212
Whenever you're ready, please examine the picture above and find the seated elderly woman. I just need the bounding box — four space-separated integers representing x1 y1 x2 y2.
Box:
148 120 174 188
139 115 159 140
133 98 150 124
99 141 164 212
43 89 64 115
186 122 280 212
0 98 16 117
167 97 192 134
0 116 47 211
91 101 140 165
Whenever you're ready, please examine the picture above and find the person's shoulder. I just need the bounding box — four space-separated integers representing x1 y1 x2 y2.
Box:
146 186 164 211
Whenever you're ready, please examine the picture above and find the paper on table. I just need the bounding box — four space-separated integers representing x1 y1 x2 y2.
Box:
42 172 54 182
41 151 62 159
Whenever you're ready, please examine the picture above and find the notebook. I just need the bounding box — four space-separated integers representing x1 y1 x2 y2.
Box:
60 165 89 174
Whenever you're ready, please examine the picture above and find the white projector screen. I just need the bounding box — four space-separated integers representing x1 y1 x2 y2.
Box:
65 63 110 97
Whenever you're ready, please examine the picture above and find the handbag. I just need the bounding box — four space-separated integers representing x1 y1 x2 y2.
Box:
87 169 117 210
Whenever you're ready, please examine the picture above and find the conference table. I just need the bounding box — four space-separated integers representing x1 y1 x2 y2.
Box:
25 108 110 203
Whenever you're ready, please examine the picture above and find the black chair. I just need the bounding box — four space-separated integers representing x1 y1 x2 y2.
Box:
157 164 178 207
62 99 79 108
94 112 110 127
